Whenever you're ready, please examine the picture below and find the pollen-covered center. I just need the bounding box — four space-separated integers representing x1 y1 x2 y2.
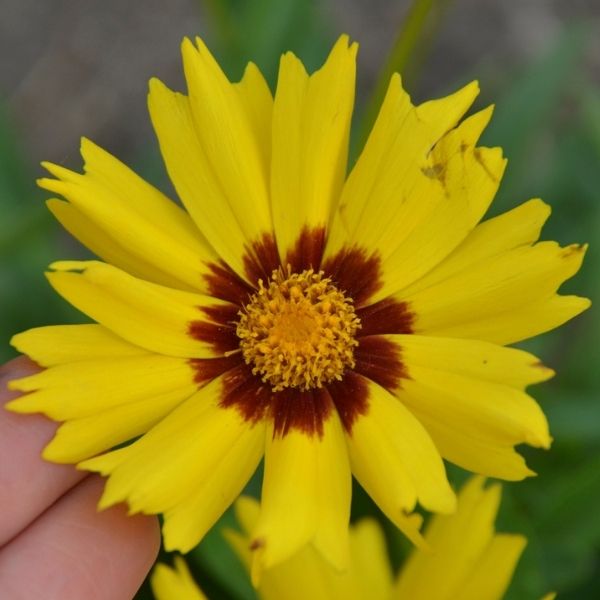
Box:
236 268 361 392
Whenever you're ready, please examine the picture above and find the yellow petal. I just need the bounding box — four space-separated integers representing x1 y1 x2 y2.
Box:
46 260 231 358
148 77 253 279
39 138 217 292
373 107 505 301
234 62 273 181
7 353 195 420
402 218 589 344
10 324 147 366
184 37 272 237
251 411 351 578
228 497 360 600
346 378 455 533
400 198 551 297
395 477 519 600
440 294 589 346
350 518 394 600
457 534 527 600
148 37 275 280
161 417 264 552
395 333 554 388
270 36 357 263
324 79 481 290
43 390 196 464
392 335 550 479
48 199 190 290
226 498 394 600
233 494 261 536
80 377 262 533
151 556 207 600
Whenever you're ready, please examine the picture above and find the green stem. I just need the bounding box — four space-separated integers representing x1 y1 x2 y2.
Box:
357 0 451 151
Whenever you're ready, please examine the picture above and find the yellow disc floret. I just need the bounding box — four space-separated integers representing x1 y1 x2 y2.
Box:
237 268 361 392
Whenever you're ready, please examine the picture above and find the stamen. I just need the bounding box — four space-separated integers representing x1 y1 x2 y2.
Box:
236 268 361 392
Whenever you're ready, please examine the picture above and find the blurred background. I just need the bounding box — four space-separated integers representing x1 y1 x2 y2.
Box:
1 0 598 598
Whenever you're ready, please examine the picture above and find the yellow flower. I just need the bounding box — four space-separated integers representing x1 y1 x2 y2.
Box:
152 477 530 599
151 556 207 600
7 35 588 570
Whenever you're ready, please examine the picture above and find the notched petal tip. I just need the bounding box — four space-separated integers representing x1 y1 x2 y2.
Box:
180 36 195 55
530 360 556 383
562 242 589 259
37 176 67 193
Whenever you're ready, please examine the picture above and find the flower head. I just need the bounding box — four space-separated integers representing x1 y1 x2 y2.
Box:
8 35 589 570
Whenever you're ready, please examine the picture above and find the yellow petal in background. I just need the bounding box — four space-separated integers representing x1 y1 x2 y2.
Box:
350 518 394 600
394 476 525 600
270 35 357 263
151 556 207 600
228 496 360 600
346 378 455 538
251 412 351 578
457 534 528 600
46 260 231 358
221 478 526 600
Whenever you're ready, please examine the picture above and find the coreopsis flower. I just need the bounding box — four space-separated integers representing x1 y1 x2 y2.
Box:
152 477 533 599
7 35 588 570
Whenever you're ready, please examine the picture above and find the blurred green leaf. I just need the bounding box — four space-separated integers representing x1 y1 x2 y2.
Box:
202 0 330 85
482 26 587 210
0 101 80 361
191 507 256 600
357 0 453 149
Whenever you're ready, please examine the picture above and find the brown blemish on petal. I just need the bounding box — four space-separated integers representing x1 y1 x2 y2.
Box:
421 163 445 180
190 354 243 385
188 303 240 354
357 298 414 336
327 371 369 433
244 233 281 285
561 243 585 258
322 246 383 308
474 148 499 182
249 537 265 551
285 226 326 272
354 335 408 391
204 261 255 306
